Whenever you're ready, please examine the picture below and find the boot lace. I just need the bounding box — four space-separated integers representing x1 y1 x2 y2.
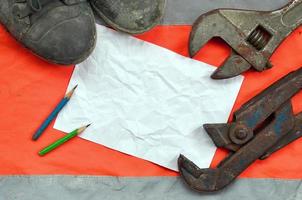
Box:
13 0 53 20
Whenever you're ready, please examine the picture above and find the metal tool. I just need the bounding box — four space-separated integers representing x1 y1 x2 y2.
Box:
178 68 302 192
189 0 302 79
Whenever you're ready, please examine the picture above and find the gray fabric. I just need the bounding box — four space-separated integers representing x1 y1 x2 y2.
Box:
1 176 301 200
162 0 290 24
95 0 290 25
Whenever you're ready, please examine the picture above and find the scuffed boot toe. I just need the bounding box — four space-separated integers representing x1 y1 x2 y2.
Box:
91 0 166 34
0 0 96 65
24 3 96 65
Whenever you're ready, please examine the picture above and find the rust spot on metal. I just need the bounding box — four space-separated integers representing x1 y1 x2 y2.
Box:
189 0 302 79
179 68 302 192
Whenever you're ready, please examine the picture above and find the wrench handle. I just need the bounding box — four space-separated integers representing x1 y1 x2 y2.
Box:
281 0 302 27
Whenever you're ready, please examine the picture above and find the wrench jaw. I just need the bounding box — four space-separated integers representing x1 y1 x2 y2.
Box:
189 9 229 58
178 154 219 192
203 123 242 152
189 9 254 79
178 155 234 192
211 51 252 79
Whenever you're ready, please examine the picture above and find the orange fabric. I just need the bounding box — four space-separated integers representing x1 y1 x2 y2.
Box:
0 24 301 178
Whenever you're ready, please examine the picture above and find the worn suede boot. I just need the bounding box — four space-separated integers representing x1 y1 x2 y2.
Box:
90 0 166 34
0 0 96 65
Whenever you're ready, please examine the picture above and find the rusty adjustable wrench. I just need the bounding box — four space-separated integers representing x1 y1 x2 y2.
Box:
189 0 302 79
178 68 302 192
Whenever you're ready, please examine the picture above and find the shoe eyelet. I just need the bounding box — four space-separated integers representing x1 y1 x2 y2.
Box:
28 0 42 12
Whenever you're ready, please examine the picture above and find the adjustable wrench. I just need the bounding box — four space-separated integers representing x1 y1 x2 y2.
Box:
190 0 302 79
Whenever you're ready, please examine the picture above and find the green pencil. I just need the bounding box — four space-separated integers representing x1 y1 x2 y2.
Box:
38 124 91 156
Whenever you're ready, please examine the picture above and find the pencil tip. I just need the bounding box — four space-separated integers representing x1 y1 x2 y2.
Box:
66 85 78 98
77 124 91 134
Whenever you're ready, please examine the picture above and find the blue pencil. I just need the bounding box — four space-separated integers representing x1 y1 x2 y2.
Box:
32 85 78 141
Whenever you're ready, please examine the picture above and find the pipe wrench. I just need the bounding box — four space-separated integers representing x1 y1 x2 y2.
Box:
178 68 302 192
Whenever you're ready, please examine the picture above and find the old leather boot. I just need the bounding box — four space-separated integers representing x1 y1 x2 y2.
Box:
90 0 166 34
0 0 96 65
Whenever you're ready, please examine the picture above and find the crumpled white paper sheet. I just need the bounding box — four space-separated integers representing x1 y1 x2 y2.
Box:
54 25 243 171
